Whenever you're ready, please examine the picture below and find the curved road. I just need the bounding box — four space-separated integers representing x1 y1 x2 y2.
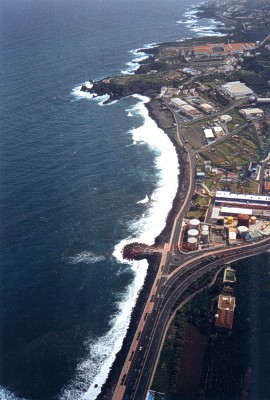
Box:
121 237 270 400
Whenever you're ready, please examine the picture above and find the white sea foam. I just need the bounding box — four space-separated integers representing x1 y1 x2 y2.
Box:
0 387 27 400
71 84 112 104
71 82 96 100
181 7 227 37
67 251 105 265
60 95 179 400
121 43 158 75
137 195 149 205
96 94 110 105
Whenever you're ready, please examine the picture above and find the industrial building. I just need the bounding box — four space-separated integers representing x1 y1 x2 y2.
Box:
220 206 252 217
199 103 214 113
264 181 270 193
180 42 255 58
171 98 187 107
228 227 237 245
211 207 221 223
220 81 254 99
215 191 270 209
204 128 215 142
239 108 264 119
180 104 201 118
212 126 225 138
256 97 270 104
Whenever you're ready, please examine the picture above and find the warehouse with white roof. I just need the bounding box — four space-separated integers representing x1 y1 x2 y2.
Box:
221 81 254 99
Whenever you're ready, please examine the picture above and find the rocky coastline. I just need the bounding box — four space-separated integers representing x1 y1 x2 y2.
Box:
94 90 190 396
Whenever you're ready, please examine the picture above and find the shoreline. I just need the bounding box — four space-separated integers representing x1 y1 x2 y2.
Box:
95 97 183 400
92 2 230 397
95 100 190 399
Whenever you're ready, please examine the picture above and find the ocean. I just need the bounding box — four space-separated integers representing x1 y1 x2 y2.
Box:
0 1 228 399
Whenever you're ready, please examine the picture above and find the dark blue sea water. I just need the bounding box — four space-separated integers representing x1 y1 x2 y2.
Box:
0 1 222 399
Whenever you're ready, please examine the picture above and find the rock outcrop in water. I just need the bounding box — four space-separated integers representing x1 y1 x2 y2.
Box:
81 75 164 104
123 242 162 261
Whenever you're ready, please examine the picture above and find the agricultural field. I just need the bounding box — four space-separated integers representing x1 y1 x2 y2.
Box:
201 125 262 167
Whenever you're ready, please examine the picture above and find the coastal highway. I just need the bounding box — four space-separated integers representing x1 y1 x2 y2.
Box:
121 238 270 400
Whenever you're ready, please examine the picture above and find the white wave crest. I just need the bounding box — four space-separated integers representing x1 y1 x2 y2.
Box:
0 387 27 400
67 251 105 265
71 82 111 104
137 195 149 204
121 43 158 75
60 258 148 400
71 83 96 100
60 94 179 400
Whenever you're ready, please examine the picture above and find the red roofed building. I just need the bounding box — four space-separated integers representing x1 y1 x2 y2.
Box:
264 181 270 193
215 295 236 331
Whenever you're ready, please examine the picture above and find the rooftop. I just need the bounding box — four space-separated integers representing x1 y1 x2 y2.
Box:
221 81 254 98
240 108 264 116
215 295 235 330
204 128 215 139
191 42 255 55
218 295 236 311
221 206 253 216
216 191 270 203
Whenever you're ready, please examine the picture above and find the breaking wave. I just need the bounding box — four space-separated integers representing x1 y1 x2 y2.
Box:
137 195 149 204
60 95 179 399
67 251 106 265
121 43 158 75
179 7 227 37
0 388 27 400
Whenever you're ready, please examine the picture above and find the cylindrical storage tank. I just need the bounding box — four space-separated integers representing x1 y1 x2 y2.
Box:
187 237 197 250
237 225 248 237
237 214 250 228
189 219 200 229
227 216 233 225
205 164 212 173
188 229 199 238
250 216 257 225
201 225 209 231
201 230 209 244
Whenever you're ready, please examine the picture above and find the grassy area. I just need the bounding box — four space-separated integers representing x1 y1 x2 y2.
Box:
151 311 187 393
151 274 222 395
203 179 216 191
225 270 235 281
186 209 206 221
214 178 259 194
202 127 261 167
200 174 259 195
194 195 209 207
226 110 246 131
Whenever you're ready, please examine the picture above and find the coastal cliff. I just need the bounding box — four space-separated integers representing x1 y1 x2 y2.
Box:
81 76 163 103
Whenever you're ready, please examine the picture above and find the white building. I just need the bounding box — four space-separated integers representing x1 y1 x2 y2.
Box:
211 207 220 223
239 108 264 119
221 81 254 99
171 98 187 107
204 128 215 141
220 114 232 123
